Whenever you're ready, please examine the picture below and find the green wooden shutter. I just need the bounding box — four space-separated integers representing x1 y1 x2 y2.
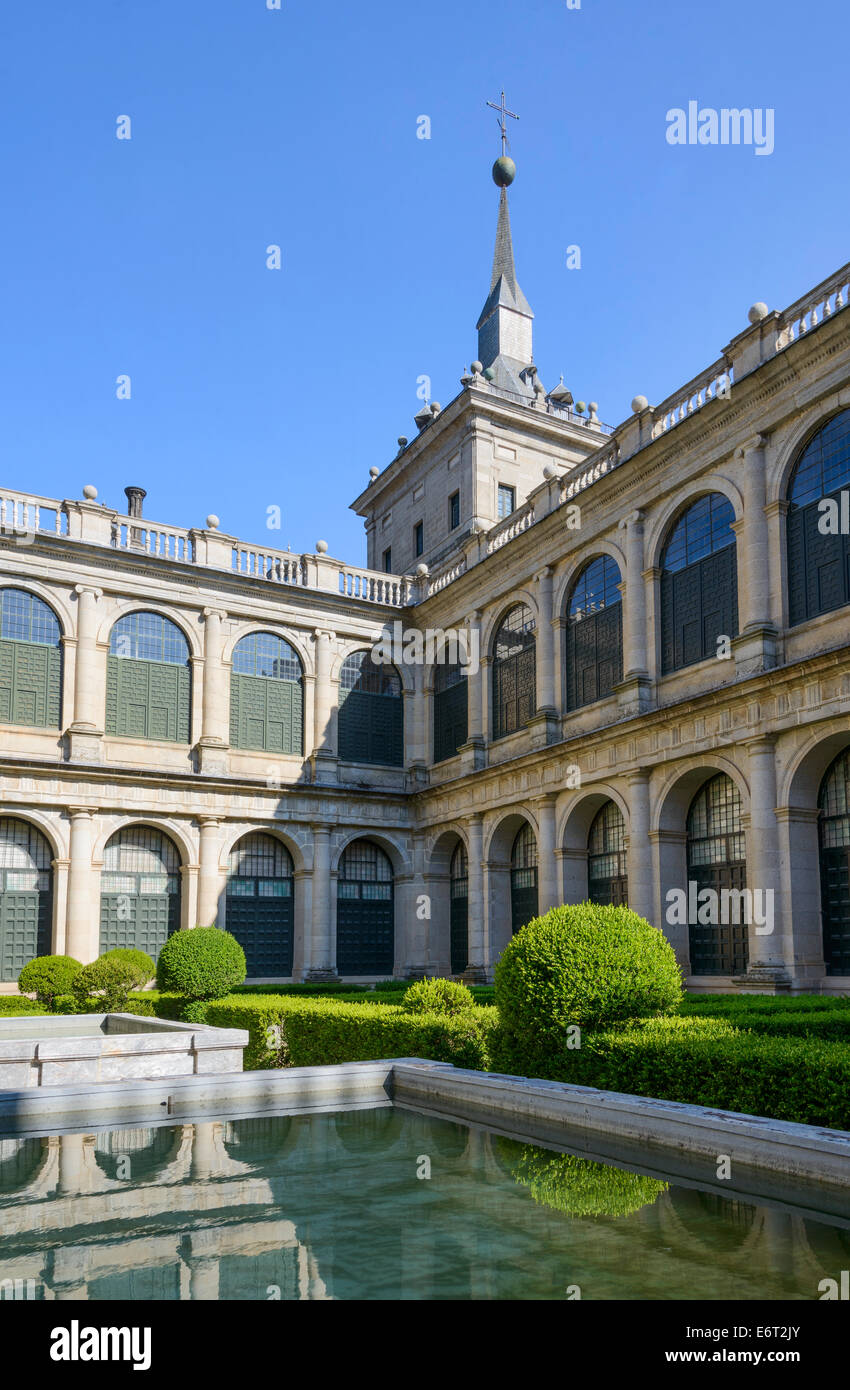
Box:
106 656 190 743
231 673 302 754
0 639 61 729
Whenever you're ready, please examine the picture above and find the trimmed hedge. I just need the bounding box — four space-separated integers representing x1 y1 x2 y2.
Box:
402 978 476 1016
188 995 498 1072
17 955 82 1007
498 1139 669 1217
156 927 246 1000
0 995 44 1015
490 1014 850 1130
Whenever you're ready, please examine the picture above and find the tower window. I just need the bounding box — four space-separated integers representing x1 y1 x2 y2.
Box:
382 547 392 573
414 521 424 557
449 491 460 531
497 484 516 520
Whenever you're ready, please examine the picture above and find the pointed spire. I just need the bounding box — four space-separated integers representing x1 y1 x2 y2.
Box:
476 185 534 386
488 188 531 314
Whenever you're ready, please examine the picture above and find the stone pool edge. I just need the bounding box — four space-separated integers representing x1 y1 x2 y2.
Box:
0 1057 847 1190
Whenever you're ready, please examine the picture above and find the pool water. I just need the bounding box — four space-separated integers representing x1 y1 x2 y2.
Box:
0 1107 846 1300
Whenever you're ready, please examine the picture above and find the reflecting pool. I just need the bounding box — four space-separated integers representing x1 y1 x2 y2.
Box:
0 1108 847 1300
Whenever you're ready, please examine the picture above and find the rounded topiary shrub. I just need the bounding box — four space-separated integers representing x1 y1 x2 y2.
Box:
401 977 475 1016
495 903 683 1070
498 1140 668 1218
18 955 82 1009
156 927 246 1001
72 948 155 1012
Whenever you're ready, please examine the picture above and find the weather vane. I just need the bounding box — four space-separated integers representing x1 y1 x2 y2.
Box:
486 89 519 157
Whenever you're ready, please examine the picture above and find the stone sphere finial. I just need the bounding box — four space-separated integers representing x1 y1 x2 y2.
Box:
369 466 380 480
316 539 328 554
206 514 220 530
430 402 441 415
748 301 769 324
415 562 429 578
543 463 558 479
397 436 408 449
83 484 98 500
631 394 649 414
471 360 483 375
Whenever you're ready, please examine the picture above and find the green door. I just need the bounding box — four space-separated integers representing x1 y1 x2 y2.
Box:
449 842 468 975
0 818 53 982
99 827 181 961
226 833 294 976
510 824 538 935
336 840 394 976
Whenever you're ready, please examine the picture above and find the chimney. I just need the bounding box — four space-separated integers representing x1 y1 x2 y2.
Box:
124 486 147 547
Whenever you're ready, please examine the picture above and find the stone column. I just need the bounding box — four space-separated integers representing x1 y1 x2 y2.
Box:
616 512 652 714
733 437 779 674
197 817 223 927
312 628 338 780
406 665 427 786
66 808 98 963
742 737 791 989
68 586 105 763
197 607 228 773
306 823 337 980
460 610 486 771
536 793 559 912
464 815 487 981
528 567 559 746
626 769 653 922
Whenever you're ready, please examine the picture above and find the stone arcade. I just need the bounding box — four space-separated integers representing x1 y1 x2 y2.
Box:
1 158 850 993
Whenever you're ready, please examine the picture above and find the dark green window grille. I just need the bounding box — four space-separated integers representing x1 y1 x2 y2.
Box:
99 826 181 960
492 605 536 740
433 660 468 763
449 840 468 975
686 774 748 976
226 832 294 976
565 556 623 710
336 839 394 976
588 801 628 906
0 588 62 730
787 410 850 625
0 818 52 981
510 823 538 935
106 612 191 743
230 632 303 755
338 650 403 766
818 748 850 976
660 494 738 673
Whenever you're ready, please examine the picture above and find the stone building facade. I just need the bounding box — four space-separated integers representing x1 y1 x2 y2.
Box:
1 177 850 994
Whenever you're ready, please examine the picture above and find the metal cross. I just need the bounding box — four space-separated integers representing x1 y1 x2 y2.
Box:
486 90 519 156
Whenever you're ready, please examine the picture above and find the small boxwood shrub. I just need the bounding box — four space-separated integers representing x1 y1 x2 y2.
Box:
0 995 45 1015
156 927 246 1001
401 978 475 1016
495 903 683 1073
498 1140 668 1217
72 949 155 1012
17 955 82 1009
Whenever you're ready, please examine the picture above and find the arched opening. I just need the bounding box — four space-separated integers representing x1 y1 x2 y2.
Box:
565 556 623 710
0 819 53 981
510 823 538 934
587 801 628 906
106 611 191 743
230 632 303 755
787 410 850 625
449 841 469 975
818 748 850 975
338 651 403 766
433 660 468 763
99 826 181 959
226 832 294 976
686 774 748 975
336 839 394 975
660 494 738 673
492 605 536 740
0 588 62 729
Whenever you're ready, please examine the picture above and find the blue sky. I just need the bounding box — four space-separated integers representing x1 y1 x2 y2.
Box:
1 0 847 563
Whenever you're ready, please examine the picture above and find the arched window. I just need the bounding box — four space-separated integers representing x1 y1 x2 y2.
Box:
565 557 623 710
107 612 191 743
0 589 62 730
227 832 294 976
686 774 748 976
336 839 394 976
787 410 850 625
338 651 403 766
660 495 738 673
588 802 628 906
510 823 538 934
99 826 181 960
450 841 469 975
433 660 468 763
492 605 536 740
818 748 850 976
230 632 303 755
0 818 53 981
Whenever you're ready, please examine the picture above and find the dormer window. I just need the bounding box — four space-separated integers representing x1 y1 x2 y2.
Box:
497 484 516 520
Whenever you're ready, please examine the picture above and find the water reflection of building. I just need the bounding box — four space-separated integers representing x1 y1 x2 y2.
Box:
0 1115 847 1301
